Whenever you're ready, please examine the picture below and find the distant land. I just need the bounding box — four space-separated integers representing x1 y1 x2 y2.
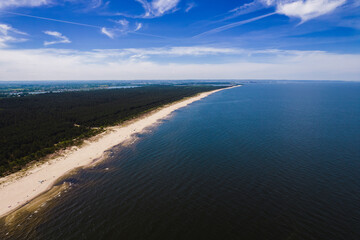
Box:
0 80 236 98
0 80 353 98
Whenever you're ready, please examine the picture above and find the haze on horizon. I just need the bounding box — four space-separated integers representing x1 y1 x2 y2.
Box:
0 0 359 81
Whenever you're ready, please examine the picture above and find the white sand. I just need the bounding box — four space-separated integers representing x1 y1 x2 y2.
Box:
0 86 236 218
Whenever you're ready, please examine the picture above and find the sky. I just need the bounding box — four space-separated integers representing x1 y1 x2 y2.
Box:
0 0 359 81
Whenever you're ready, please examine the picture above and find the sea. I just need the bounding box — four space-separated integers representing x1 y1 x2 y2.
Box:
1 82 359 239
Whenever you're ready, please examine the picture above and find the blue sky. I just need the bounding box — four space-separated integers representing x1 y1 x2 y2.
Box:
0 0 359 80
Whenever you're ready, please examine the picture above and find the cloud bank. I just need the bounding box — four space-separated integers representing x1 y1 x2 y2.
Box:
0 47 359 81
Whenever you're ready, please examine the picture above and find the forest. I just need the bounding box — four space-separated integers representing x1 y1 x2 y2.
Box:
0 85 225 176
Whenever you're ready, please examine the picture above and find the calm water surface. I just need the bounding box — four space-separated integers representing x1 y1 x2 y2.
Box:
1 82 360 239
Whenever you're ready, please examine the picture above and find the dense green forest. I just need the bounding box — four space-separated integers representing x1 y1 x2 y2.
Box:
0 85 225 176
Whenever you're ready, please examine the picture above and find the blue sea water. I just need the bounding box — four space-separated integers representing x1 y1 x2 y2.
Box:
1 82 360 239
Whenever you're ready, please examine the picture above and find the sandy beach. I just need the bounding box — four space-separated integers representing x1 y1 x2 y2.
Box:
0 86 236 218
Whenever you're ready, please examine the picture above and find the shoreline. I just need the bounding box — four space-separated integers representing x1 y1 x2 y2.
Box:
0 86 238 219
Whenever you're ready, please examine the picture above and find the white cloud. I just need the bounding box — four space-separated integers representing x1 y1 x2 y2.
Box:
0 0 109 10
277 0 346 22
101 27 115 38
0 23 27 36
115 19 129 27
134 22 143 31
43 31 71 46
199 0 348 37
0 0 51 9
102 21 143 38
227 0 347 23
0 23 27 48
122 0 180 18
0 47 359 81
229 1 260 17
151 0 179 15
185 2 195 12
87 0 103 9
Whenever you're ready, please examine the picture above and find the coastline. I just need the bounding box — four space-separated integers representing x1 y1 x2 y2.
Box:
0 86 237 219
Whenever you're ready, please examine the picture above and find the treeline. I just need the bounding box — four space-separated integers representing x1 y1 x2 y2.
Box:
0 85 224 176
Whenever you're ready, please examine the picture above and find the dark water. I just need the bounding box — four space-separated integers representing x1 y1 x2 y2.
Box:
1 82 360 239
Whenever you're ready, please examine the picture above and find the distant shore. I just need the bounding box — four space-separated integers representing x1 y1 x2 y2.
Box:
0 86 238 218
